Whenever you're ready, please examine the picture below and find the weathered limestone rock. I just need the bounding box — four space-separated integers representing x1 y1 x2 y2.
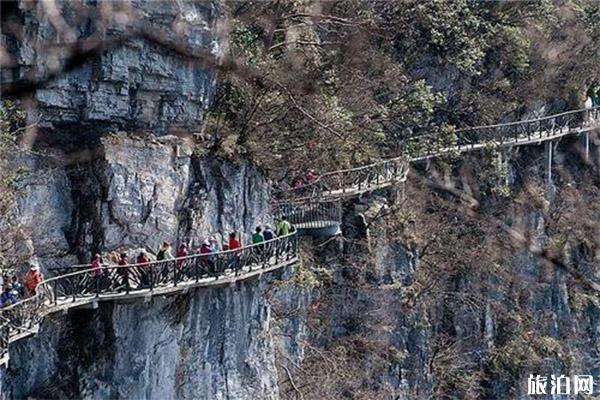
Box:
99 135 195 251
12 151 75 269
1 277 282 400
90 134 270 255
3 1 219 134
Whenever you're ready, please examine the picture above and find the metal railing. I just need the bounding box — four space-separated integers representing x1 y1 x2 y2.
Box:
275 107 600 202
0 321 9 364
0 233 299 360
273 107 600 234
274 157 409 201
404 107 600 159
273 199 342 229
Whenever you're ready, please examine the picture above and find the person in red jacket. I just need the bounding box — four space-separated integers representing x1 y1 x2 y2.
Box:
176 243 188 267
91 254 103 276
24 265 44 296
199 240 214 275
136 251 151 288
228 232 241 250
199 240 212 254
117 253 130 291
136 251 150 266
228 233 242 274
118 253 129 266
91 254 104 294
305 169 319 184
173 243 188 281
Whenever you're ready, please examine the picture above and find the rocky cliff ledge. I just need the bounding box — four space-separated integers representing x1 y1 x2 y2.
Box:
1 273 285 399
2 132 301 399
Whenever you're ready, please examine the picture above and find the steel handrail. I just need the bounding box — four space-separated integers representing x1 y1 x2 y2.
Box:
455 106 599 132
274 157 409 200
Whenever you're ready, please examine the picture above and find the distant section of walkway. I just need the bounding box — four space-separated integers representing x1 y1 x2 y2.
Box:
408 107 600 161
273 107 600 239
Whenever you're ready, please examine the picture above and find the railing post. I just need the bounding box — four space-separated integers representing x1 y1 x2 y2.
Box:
72 276 77 302
53 281 58 306
585 132 590 161
195 258 200 282
545 141 553 185
173 261 177 287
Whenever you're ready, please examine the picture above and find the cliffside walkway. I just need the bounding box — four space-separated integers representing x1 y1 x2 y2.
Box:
408 106 600 160
0 106 598 365
0 234 299 365
275 106 600 235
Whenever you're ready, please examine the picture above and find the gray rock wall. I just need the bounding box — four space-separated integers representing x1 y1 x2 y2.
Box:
13 135 271 267
11 151 76 270
3 0 219 135
2 134 284 400
1 272 287 400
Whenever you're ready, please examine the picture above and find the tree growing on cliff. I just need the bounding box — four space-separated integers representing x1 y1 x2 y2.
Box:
0 100 28 272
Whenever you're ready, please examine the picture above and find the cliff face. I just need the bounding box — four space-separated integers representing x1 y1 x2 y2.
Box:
1 2 301 399
2 274 286 400
16 135 269 268
68 135 270 262
3 0 219 136
280 141 600 399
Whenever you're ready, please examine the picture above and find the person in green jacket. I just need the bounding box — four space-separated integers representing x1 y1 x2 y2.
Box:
252 226 264 244
157 241 174 260
276 216 292 236
157 241 174 280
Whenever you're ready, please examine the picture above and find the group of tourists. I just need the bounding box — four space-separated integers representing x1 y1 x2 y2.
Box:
0 265 44 307
85 218 295 291
0 217 296 305
102 217 293 269
291 169 320 191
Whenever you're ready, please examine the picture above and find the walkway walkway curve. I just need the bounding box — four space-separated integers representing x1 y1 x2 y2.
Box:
0 233 299 365
274 156 409 201
273 198 343 236
274 106 600 234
